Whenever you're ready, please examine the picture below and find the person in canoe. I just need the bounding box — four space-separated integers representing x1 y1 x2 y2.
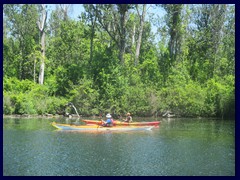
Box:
102 113 114 127
123 112 133 122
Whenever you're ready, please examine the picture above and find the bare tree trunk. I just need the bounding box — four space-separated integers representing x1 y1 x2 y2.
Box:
33 54 36 83
135 4 146 66
37 4 47 85
118 4 129 65
132 23 135 47
39 31 45 84
119 38 126 64
212 4 227 75
131 23 136 62
90 15 97 63
60 4 71 21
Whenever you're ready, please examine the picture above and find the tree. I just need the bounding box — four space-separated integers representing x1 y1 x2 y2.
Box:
59 4 72 21
188 4 227 82
37 4 47 85
218 5 235 77
3 4 39 80
162 4 184 63
93 4 132 64
117 4 130 64
135 4 147 66
82 4 98 64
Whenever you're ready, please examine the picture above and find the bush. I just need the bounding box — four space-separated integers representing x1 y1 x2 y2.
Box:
3 78 69 115
205 76 235 118
3 93 14 114
45 97 68 115
69 78 100 116
3 77 35 93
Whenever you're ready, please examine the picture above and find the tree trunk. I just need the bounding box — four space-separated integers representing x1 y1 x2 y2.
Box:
117 4 129 65
135 4 146 66
60 4 71 21
93 4 129 65
119 38 126 64
39 31 45 85
33 54 36 83
131 23 136 62
212 4 227 75
118 5 128 65
90 15 97 63
37 4 47 85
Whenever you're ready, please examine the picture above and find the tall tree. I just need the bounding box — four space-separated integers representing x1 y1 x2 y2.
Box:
82 4 98 64
221 5 235 76
93 4 132 64
3 4 39 80
135 4 147 66
210 4 227 75
162 4 184 63
59 4 72 21
117 4 129 64
130 15 136 62
37 4 47 85
188 4 227 82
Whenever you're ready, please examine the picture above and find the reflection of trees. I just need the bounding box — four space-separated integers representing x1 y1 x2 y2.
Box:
160 118 233 142
3 118 53 130
14 118 20 124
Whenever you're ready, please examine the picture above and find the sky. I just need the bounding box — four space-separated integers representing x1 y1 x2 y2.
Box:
48 4 165 20
70 4 85 20
48 4 85 20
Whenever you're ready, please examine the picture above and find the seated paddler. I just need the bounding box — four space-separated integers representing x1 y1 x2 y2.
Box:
102 113 114 127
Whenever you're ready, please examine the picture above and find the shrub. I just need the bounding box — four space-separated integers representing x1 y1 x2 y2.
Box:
3 93 14 114
69 78 99 116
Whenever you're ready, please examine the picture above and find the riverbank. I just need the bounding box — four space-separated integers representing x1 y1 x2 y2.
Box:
3 114 225 121
3 114 64 119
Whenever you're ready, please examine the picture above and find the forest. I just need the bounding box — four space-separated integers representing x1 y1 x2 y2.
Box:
3 4 235 118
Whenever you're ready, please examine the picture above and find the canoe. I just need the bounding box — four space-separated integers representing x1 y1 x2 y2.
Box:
82 119 160 126
51 122 154 131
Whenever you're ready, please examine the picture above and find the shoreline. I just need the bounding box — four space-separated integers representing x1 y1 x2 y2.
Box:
3 114 227 120
3 114 67 118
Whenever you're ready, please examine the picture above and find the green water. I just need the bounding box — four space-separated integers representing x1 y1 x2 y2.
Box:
3 117 235 176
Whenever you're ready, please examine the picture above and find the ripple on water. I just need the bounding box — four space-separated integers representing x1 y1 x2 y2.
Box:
3 118 235 176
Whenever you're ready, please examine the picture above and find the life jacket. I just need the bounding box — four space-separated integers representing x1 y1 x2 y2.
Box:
106 118 113 124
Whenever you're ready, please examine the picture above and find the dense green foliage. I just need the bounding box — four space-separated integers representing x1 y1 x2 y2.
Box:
3 4 235 118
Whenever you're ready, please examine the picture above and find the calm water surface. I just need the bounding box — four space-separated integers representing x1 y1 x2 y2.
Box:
3 117 235 176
